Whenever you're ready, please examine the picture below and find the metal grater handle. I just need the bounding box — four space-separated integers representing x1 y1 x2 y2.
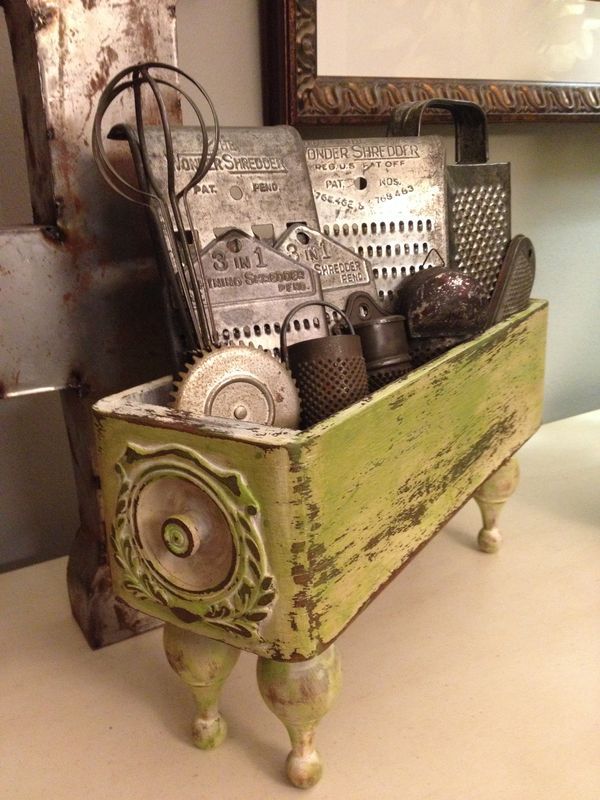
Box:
279 300 355 365
388 98 488 165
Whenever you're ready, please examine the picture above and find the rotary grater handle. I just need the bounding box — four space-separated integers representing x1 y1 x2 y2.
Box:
279 300 356 365
388 98 488 165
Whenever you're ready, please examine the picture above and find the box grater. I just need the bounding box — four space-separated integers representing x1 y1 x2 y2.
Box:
304 137 448 313
389 99 511 299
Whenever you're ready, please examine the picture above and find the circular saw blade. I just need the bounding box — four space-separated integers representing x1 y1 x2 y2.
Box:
172 344 300 429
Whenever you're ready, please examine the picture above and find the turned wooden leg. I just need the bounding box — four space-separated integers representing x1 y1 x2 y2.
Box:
256 645 342 789
163 624 240 749
474 457 520 553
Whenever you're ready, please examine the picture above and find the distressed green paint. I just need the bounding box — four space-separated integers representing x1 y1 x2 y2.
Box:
110 442 277 639
95 301 547 661
163 623 240 749
257 645 342 788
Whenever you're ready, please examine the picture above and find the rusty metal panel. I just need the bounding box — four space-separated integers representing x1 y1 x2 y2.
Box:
0 226 170 397
0 0 180 397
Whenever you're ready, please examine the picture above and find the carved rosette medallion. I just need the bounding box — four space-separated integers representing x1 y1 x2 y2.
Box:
111 443 275 639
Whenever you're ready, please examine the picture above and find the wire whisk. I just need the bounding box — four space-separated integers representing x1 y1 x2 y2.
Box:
92 62 220 353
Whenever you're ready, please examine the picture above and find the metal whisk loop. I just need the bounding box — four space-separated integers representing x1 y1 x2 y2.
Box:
130 65 216 350
92 62 219 204
92 62 220 352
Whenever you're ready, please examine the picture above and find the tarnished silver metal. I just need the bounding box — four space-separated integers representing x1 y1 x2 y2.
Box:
274 224 379 314
0 229 169 397
172 345 300 429
354 315 412 391
343 291 387 326
280 300 369 428
304 136 448 312
138 125 319 246
487 235 536 326
448 168 511 296
199 229 326 354
108 121 321 361
389 99 511 298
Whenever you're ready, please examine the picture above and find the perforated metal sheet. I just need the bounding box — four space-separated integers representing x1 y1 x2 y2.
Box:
304 137 448 312
448 163 511 297
138 125 319 245
198 230 326 354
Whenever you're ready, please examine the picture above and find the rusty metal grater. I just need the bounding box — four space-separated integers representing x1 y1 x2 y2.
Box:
280 301 369 428
304 136 448 313
138 125 319 245
198 229 326 354
274 224 379 314
389 99 511 299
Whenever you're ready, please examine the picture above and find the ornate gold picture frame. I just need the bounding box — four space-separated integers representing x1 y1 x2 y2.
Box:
262 0 600 125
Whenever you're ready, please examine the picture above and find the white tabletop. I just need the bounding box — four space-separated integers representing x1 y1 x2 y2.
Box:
1 411 599 800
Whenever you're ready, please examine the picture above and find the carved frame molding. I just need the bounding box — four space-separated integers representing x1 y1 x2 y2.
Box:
262 0 600 125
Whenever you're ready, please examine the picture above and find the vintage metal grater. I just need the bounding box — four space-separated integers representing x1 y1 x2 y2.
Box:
198 229 326 354
274 223 379 314
280 300 369 428
389 99 511 298
138 125 319 245
486 235 536 326
109 115 322 357
304 136 448 313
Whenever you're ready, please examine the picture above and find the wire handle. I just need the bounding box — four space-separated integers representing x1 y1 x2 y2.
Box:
279 300 356 365
387 98 488 165
92 61 220 352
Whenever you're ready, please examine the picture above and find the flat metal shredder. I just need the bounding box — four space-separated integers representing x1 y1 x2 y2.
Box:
305 137 448 311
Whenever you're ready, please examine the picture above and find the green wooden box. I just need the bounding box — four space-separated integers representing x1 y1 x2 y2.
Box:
94 300 547 662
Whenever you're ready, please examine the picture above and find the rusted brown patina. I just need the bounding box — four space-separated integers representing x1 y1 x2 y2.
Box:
1 0 183 647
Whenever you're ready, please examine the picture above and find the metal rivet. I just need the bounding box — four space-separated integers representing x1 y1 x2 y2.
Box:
234 405 248 420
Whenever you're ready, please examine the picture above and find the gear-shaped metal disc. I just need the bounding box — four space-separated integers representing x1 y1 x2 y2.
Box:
173 345 300 429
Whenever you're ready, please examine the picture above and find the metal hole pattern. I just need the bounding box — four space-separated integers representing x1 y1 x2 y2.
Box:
220 317 322 353
295 357 369 428
323 219 433 237
322 218 439 312
496 254 536 318
451 184 510 296
367 363 412 392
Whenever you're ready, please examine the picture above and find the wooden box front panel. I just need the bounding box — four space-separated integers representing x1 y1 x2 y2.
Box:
95 301 547 660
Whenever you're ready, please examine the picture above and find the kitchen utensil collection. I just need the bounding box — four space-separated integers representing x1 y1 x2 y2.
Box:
93 65 536 429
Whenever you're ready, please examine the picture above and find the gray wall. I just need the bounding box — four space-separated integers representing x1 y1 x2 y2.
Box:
1 0 598 571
